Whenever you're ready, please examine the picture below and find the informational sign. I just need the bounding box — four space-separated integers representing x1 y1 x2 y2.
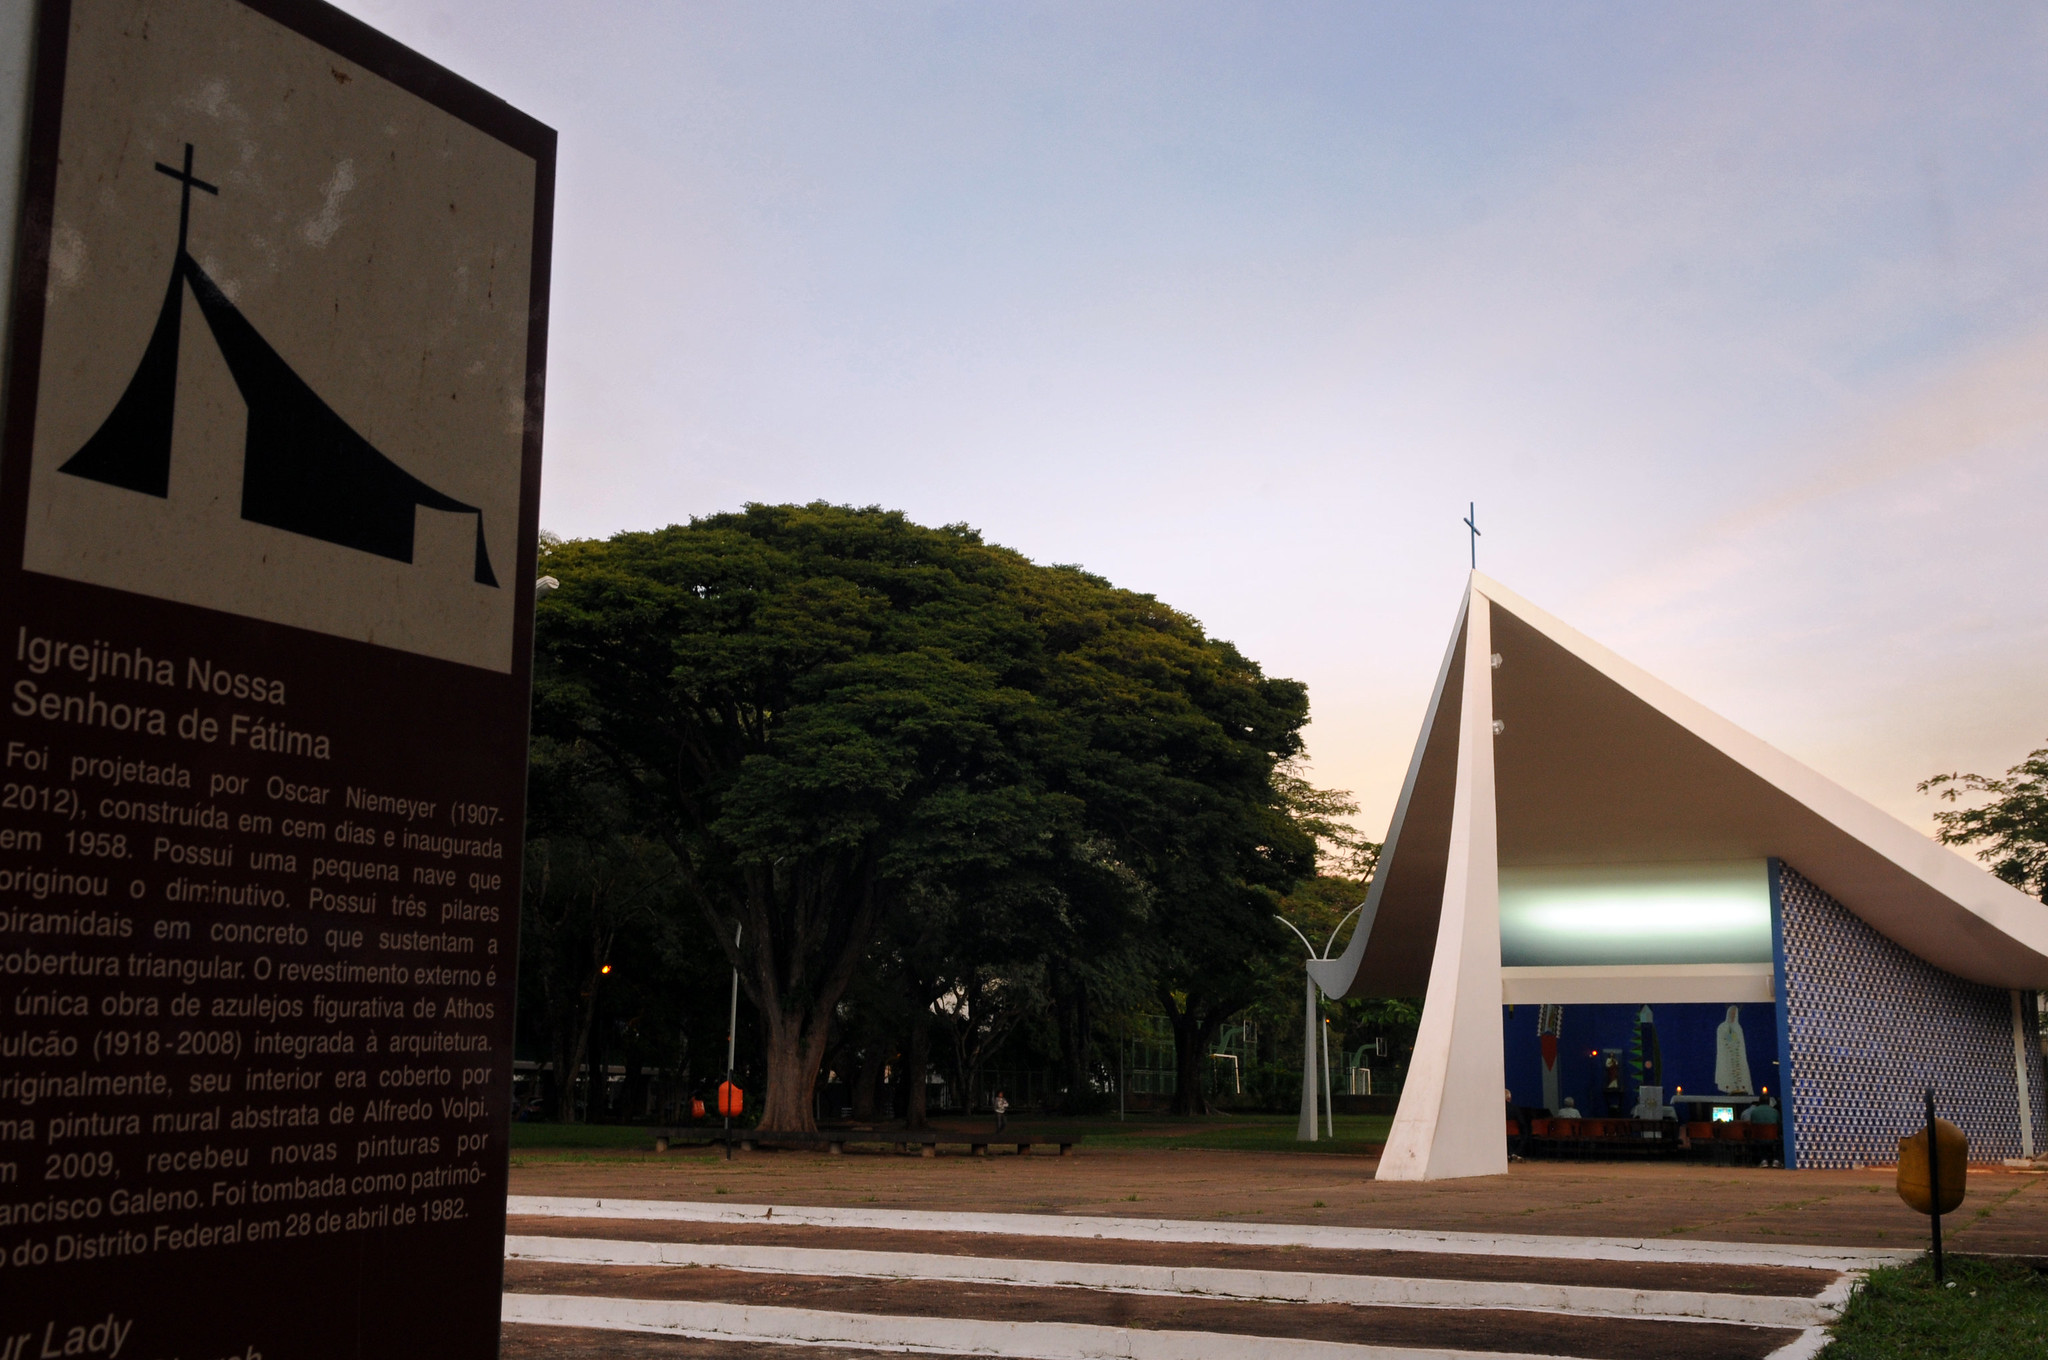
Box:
0 0 551 1354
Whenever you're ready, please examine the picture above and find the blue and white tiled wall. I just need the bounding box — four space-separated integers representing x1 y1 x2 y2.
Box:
1772 861 2048 1169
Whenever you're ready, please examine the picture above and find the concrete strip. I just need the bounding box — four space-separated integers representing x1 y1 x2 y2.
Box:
505 1233 1838 1328
507 1196 1914 1272
1811 1273 1862 1313
1763 1327 1834 1360
501 1290 1594 1360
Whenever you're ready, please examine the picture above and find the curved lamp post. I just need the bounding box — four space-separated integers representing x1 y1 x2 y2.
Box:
1278 903 1364 1142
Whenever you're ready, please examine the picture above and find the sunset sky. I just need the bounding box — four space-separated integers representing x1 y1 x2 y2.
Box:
342 1 2048 838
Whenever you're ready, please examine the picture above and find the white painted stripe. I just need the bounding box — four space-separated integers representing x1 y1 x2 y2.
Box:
502 1291 1602 1360
506 1233 1837 1327
506 1196 1914 1271
1812 1272 1862 1312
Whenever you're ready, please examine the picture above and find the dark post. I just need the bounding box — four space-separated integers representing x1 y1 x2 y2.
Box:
1926 1085 1944 1283
725 922 743 1161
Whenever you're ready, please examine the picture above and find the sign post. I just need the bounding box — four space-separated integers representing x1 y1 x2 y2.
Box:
1927 1088 1944 1282
1896 1086 1968 1286
0 1 552 1354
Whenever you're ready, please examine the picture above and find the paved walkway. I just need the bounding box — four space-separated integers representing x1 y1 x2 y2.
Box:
498 1197 1888 1360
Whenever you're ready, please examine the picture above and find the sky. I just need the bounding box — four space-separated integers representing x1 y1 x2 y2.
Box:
338 0 2048 839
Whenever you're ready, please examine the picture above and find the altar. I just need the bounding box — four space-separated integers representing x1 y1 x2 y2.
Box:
1506 999 1778 1122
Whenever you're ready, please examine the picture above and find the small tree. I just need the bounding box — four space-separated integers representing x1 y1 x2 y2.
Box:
520 737 678 1122
1920 744 2048 901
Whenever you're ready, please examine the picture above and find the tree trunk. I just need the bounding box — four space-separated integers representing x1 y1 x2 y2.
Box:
700 858 882 1137
552 1027 576 1124
756 1005 834 1133
1048 964 1094 1110
852 1043 886 1122
905 1017 931 1128
558 973 602 1123
1169 1012 1201 1116
621 1058 646 1121
1167 1004 1220 1117
950 974 976 1114
1070 980 1093 1103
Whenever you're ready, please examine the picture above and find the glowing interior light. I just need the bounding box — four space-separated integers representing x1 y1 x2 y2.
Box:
1499 861 1772 967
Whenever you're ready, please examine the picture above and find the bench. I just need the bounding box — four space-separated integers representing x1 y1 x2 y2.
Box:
647 1129 856 1154
967 1138 1078 1158
648 1128 1082 1158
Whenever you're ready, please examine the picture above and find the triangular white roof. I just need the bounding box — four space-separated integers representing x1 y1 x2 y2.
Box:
1310 574 2048 999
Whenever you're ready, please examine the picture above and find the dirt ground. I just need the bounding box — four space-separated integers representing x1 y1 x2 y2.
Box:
507 1215 1841 1295
508 1144 2048 1252
499 1326 985 1360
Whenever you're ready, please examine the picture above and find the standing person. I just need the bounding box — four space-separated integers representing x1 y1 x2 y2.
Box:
993 1089 1009 1134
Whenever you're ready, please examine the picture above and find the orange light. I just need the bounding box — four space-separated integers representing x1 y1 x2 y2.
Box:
600 964 612 974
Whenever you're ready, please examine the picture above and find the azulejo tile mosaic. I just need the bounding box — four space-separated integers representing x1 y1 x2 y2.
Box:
1775 862 2047 1169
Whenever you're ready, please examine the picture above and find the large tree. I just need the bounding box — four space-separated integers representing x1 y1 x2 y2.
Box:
532 504 1313 1130
534 506 1071 1129
1921 743 2048 901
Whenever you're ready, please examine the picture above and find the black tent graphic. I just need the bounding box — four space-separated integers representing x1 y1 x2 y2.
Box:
60 145 498 588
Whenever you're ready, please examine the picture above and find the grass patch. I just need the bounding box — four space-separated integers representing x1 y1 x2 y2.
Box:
504 1112 1389 1157
1826 1255 2048 1358
1076 1113 1390 1155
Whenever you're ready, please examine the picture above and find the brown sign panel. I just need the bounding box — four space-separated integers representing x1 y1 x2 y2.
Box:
0 0 552 1353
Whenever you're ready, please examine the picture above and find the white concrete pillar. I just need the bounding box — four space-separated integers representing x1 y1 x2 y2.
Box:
1297 975 1321 1140
1376 585 1507 1181
2010 989 2036 1160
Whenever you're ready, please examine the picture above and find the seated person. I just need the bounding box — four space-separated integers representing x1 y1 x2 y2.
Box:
1551 1097 1580 1121
1746 1097 1781 1125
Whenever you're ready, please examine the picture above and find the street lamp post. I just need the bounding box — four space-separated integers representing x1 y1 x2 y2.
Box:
1278 903 1365 1143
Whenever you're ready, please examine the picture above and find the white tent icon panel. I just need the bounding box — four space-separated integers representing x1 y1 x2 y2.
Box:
1310 575 2048 1181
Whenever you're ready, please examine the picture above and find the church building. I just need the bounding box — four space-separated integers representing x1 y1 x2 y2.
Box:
1309 576 2048 1180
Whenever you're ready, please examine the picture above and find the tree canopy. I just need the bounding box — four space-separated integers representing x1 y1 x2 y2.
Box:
531 503 1320 1128
1921 743 2048 902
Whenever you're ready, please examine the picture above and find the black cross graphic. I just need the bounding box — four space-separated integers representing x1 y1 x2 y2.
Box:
1463 501 1480 570
155 143 217 256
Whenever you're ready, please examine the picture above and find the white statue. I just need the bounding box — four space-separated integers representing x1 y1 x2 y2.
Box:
1715 1005 1754 1095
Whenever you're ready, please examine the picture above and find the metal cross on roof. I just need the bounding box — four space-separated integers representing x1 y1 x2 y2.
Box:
1463 502 1480 570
